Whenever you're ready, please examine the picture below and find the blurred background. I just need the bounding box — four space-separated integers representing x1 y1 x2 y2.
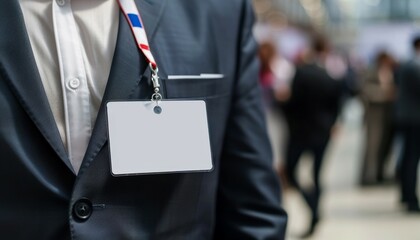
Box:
253 0 420 239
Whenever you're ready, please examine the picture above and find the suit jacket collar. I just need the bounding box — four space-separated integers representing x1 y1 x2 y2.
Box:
0 0 168 175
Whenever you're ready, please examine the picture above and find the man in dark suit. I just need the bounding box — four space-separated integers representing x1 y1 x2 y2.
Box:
0 0 287 239
283 36 343 238
395 36 420 213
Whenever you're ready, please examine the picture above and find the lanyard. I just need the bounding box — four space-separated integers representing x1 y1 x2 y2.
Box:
117 0 162 102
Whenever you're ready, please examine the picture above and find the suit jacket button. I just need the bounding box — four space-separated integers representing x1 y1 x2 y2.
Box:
73 198 92 221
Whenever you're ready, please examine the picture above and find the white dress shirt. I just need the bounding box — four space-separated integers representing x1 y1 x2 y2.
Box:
19 0 119 173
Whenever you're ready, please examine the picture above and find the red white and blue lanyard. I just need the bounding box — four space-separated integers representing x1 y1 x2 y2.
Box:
117 0 162 102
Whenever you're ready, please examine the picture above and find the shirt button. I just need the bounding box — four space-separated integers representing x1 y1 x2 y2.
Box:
56 0 66 6
67 78 81 90
73 198 93 221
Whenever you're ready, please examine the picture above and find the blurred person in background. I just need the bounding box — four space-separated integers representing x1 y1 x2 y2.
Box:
259 41 278 108
360 51 396 186
283 35 344 238
271 54 295 185
395 36 420 213
258 40 294 187
259 41 294 108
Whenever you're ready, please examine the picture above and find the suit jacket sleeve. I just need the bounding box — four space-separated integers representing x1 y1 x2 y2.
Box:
214 1 288 239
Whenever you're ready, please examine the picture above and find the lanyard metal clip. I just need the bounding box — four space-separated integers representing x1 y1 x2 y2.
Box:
150 63 162 104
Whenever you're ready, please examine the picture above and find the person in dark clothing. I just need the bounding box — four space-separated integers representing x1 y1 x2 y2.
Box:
395 36 420 213
284 36 343 238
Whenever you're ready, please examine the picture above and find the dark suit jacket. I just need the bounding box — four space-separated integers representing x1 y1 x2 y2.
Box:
0 0 287 239
395 59 420 126
284 62 343 144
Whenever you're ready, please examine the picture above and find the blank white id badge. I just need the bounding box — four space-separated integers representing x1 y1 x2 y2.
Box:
106 100 213 176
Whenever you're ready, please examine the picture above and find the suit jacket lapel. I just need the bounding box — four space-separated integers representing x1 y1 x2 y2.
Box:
136 0 168 42
0 1 73 172
80 0 168 171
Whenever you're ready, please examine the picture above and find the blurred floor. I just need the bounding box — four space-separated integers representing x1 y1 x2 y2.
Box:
266 98 420 240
